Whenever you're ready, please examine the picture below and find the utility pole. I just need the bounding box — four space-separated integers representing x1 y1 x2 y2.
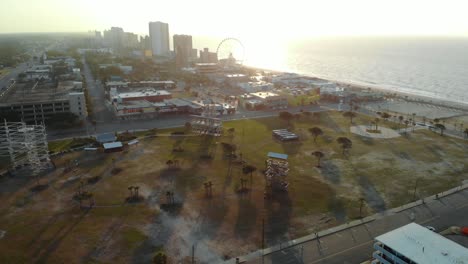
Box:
192 244 195 264
359 198 365 218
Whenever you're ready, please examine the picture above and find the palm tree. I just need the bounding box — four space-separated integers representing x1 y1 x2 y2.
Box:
308 127 323 143
312 151 324 167
337 137 352 155
435 123 446 136
404 120 410 133
166 160 173 168
343 111 356 124
374 118 380 130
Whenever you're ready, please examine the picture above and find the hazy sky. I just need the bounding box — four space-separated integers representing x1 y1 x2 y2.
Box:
1 0 468 39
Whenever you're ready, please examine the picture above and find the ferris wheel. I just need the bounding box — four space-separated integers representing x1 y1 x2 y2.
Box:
216 38 245 66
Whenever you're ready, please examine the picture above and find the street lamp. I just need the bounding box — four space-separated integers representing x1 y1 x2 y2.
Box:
412 178 421 201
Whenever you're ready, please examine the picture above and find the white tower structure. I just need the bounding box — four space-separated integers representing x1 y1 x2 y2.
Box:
149 21 170 56
0 120 50 175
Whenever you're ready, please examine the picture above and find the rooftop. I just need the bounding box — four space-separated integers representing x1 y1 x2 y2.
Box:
0 82 78 105
376 223 468 264
115 89 171 99
103 142 123 150
250 92 281 99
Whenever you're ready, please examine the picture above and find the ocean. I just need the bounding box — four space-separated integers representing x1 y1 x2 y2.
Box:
196 36 468 105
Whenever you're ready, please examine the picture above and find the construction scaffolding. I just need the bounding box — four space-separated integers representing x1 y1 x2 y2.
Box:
0 120 50 175
265 152 289 193
190 115 223 136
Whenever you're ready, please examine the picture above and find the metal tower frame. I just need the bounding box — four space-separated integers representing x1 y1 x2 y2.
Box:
0 120 50 175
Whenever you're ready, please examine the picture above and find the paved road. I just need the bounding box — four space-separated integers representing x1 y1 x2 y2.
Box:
234 188 468 264
0 62 29 91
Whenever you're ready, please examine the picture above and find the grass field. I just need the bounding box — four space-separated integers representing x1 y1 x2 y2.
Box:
0 111 467 263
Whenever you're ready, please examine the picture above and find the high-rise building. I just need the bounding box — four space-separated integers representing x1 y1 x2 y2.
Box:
149 21 170 56
173 34 193 68
103 27 125 50
123 32 139 49
200 48 218 63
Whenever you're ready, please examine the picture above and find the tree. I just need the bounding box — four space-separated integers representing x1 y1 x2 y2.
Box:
434 123 446 136
166 160 173 168
381 112 390 121
337 137 352 155
153 251 167 264
302 111 312 119
374 118 380 130
398 116 404 127
184 122 192 132
404 120 410 133
279 111 293 125
343 111 356 124
312 151 324 167
242 165 257 182
308 127 323 143
464 128 468 139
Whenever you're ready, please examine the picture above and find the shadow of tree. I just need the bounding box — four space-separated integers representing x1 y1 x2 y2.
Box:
320 160 341 184
359 176 386 212
234 198 257 239
328 192 346 222
265 192 292 246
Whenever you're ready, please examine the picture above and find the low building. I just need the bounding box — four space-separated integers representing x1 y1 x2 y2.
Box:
239 81 274 93
249 92 287 110
373 223 468 264
112 89 172 103
103 141 123 153
195 63 218 75
0 81 87 123
129 81 175 90
112 98 202 119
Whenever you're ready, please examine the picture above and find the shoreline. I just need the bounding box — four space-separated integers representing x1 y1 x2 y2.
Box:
246 65 468 112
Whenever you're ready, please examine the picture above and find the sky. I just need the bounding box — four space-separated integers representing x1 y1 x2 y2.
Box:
1 0 468 71
1 0 468 39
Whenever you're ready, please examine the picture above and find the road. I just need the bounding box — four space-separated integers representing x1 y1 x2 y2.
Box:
46 104 325 140
233 187 468 264
0 62 29 91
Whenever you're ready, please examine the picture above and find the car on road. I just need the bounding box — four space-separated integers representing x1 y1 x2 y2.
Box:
425 226 436 232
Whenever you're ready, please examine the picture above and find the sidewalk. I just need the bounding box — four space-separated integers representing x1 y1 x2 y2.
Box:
226 183 468 264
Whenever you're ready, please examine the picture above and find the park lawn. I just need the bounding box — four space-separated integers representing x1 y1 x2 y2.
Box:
1 110 467 262
48 137 96 153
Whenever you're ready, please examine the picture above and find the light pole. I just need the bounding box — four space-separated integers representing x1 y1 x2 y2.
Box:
412 178 421 201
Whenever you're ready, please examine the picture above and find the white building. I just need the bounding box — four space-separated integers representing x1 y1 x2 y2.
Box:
68 92 87 119
373 223 468 264
149 21 170 56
